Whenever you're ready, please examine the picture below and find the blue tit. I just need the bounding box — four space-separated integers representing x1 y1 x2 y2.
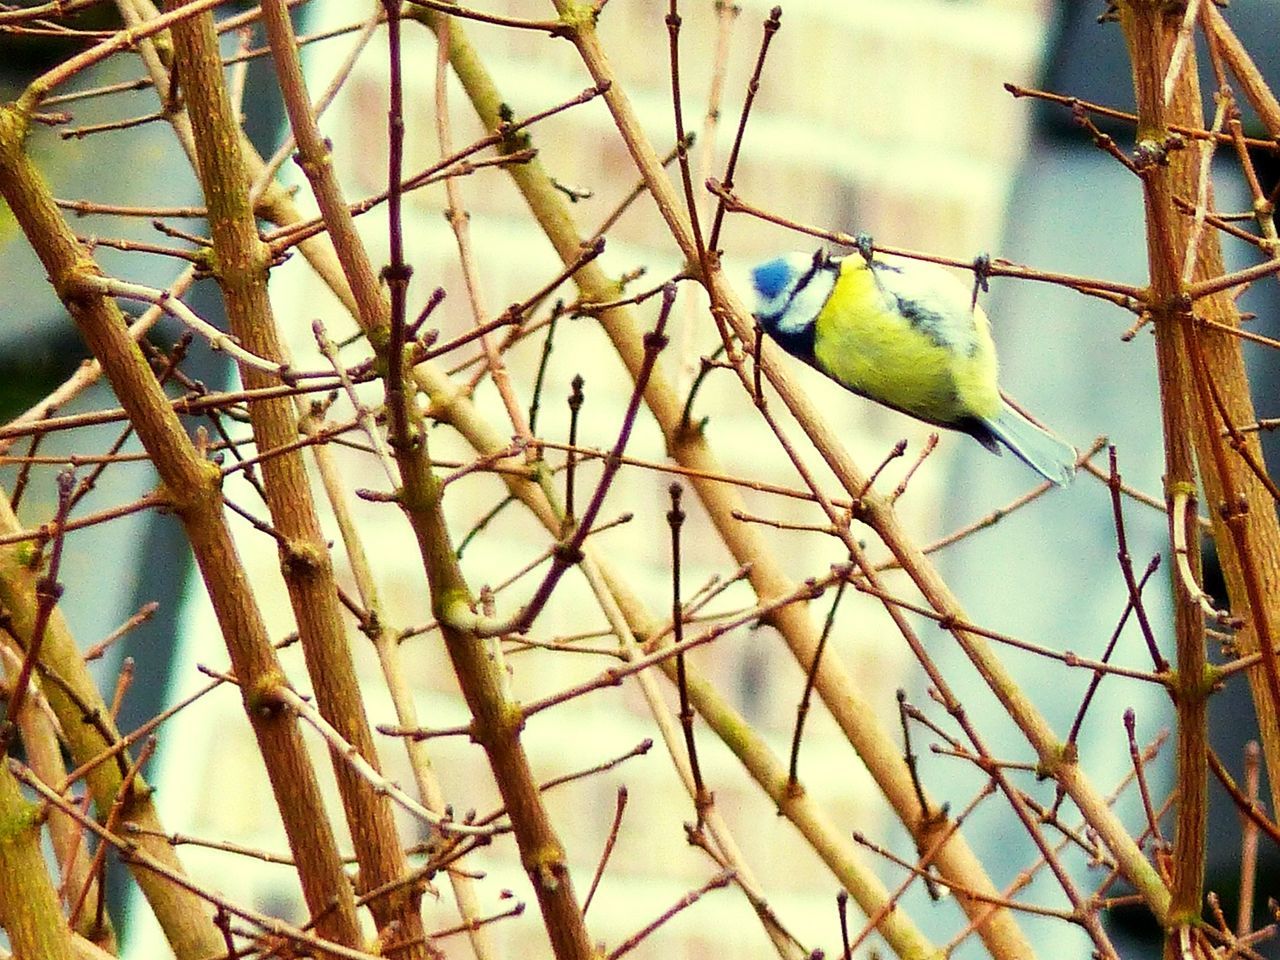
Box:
749 249 1076 486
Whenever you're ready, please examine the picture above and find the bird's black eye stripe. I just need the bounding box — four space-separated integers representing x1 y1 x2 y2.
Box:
797 250 832 291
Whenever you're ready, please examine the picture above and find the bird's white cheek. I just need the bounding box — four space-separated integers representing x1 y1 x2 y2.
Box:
774 270 836 336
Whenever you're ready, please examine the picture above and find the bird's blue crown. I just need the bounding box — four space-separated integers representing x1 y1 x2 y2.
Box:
750 257 796 301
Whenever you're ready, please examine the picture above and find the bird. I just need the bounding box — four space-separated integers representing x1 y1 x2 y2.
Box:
748 247 1076 486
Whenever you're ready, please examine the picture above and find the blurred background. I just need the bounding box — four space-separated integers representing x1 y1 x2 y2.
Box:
2 1 1277 957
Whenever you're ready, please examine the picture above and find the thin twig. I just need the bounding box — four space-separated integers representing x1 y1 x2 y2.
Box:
582 787 627 916
272 687 500 838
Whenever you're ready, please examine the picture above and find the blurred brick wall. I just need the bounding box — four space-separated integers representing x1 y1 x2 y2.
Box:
138 2 1053 958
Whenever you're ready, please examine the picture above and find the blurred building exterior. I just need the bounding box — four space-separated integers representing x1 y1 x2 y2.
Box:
8 1 1276 959
116 2 1235 958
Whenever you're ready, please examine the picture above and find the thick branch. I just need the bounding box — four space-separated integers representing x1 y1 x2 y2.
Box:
0 759 77 960
0 96 362 951
167 2 431 950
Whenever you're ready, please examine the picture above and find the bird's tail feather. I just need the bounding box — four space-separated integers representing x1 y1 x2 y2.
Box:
982 404 1077 486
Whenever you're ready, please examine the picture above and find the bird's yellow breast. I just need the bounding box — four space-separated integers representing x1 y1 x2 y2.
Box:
811 259 1002 425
